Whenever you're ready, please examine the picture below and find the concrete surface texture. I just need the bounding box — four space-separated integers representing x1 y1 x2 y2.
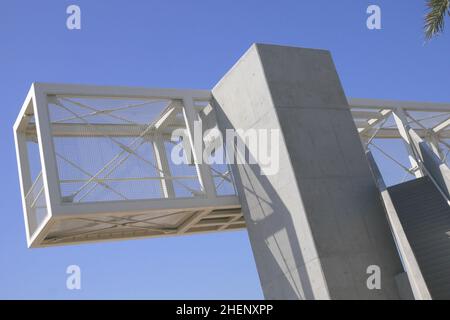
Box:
212 43 404 300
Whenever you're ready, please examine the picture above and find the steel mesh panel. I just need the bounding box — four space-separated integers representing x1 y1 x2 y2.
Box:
164 141 202 197
47 96 203 203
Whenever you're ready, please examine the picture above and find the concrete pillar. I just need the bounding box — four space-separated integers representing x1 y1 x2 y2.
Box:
212 44 403 300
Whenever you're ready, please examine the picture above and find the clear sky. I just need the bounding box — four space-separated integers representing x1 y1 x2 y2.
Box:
0 0 449 299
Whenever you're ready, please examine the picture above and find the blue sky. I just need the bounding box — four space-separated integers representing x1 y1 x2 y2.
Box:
0 0 449 299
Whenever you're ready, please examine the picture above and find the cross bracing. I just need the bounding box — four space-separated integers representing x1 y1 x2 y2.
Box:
14 84 240 247
349 99 450 186
14 83 450 247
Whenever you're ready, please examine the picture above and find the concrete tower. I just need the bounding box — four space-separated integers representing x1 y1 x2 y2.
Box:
212 44 403 299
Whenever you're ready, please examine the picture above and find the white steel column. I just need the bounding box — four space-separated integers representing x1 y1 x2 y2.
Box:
181 97 216 198
392 108 424 178
152 133 175 198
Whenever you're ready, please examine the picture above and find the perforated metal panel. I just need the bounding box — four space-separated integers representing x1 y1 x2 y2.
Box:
46 96 204 203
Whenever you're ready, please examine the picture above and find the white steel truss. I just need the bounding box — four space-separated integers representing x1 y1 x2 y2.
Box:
14 83 241 247
349 98 450 187
14 84 450 247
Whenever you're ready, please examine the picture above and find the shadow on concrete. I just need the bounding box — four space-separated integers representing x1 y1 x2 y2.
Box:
212 98 317 300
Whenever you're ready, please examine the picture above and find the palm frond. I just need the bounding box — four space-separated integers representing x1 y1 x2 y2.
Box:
425 0 450 39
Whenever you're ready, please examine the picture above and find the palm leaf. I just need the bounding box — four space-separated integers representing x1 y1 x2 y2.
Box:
425 0 450 39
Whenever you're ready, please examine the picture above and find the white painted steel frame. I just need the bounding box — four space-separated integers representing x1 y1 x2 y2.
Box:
350 98 450 139
349 98 450 184
14 83 240 247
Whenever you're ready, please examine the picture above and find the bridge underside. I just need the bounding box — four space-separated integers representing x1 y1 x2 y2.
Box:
42 207 244 247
